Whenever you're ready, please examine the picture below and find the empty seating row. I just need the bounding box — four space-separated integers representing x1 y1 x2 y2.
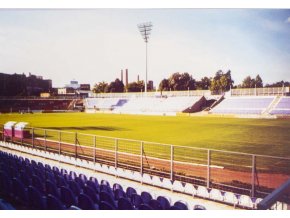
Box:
210 97 274 115
0 150 205 210
270 97 290 115
85 96 201 114
0 142 263 209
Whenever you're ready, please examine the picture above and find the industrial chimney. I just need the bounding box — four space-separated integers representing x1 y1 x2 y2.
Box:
121 70 123 82
125 69 128 87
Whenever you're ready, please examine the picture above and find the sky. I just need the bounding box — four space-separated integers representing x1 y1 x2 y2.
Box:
0 9 290 88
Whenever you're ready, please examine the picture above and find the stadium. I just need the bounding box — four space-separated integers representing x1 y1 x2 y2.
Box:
0 8 290 212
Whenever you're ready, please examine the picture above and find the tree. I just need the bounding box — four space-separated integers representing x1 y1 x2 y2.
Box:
168 72 196 91
159 79 170 91
255 74 263 88
265 80 290 87
241 75 263 88
127 81 145 92
196 77 211 90
209 70 233 93
106 79 124 93
92 81 108 93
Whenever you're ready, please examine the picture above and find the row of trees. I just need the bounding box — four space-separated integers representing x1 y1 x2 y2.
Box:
93 70 289 94
93 79 152 93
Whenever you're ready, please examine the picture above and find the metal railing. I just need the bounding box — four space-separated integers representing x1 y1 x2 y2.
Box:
230 87 289 97
1 126 290 201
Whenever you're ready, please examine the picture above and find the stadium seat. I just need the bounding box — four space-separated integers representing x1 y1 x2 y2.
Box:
138 204 153 210
68 180 82 196
46 194 65 210
118 197 134 210
157 196 171 210
174 200 188 210
45 179 60 198
113 183 123 192
100 201 116 210
28 186 46 210
224 192 239 205
114 189 127 200
184 183 196 196
152 176 163 187
100 191 117 208
197 186 210 198
83 186 99 203
77 193 99 210
126 187 137 199
0 199 15 210
172 181 185 193
193 204 206 210
12 177 29 205
149 199 163 210
141 191 153 204
86 180 99 193
60 186 77 208
101 179 110 187
131 193 144 209
209 189 224 202
142 174 153 185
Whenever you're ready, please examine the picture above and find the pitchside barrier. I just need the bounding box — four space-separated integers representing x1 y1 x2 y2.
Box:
1 126 290 201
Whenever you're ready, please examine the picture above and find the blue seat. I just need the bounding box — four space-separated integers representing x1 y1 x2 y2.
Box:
69 171 77 180
141 191 152 204
149 199 163 210
173 201 188 210
75 177 85 189
114 189 126 200
28 186 46 209
100 191 117 208
20 170 31 186
45 164 51 171
86 180 99 193
138 204 153 210
83 186 99 203
89 177 99 187
77 193 99 210
157 196 171 210
0 199 15 210
0 171 11 198
100 201 116 210
60 169 67 175
56 175 68 187
131 194 143 209
64 174 72 182
113 183 123 192
37 162 44 169
12 177 28 205
45 171 56 183
101 180 110 187
126 187 137 198
32 175 44 194
79 174 87 182
52 166 60 174
68 205 82 210
169 206 181 210
118 197 134 210
100 184 114 196
60 186 77 208
45 180 60 198
68 180 82 196
47 194 65 210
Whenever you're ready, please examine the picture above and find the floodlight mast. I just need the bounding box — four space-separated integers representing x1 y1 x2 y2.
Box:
138 22 153 94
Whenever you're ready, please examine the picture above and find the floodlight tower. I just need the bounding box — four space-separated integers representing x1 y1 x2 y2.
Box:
138 22 153 94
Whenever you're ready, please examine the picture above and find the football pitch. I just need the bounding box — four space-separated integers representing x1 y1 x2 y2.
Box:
0 112 290 157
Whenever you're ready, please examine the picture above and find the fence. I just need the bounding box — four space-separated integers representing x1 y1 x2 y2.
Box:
1 126 290 200
230 87 289 97
92 90 211 98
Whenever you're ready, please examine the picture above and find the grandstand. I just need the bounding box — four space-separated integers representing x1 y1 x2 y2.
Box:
0 99 80 113
85 96 207 115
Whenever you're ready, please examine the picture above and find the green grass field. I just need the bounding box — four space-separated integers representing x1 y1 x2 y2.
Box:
0 112 290 158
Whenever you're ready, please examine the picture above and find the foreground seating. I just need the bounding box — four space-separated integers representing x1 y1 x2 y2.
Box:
0 150 206 210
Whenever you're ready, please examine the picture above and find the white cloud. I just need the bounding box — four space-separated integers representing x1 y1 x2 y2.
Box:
286 17 290 23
